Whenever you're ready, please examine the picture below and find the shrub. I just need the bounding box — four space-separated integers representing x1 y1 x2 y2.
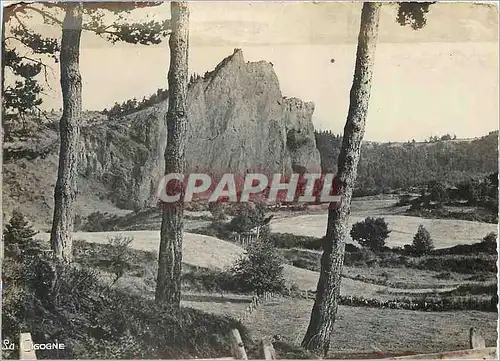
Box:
481 232 497 253
3 210 41 259
226 202 267 233
413 255 497 274
106 235 134 286
82 211 118 232
2 253 252 359
427 180 448 204
350 217 391 251
267 233 324 250
230 239 286 295
182 268 236 297
396 194 412 206
208 202 228 222
338 294 496 312
412 225 434 256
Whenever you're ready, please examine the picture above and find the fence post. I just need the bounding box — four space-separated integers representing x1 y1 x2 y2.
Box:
19 333 37 360
259 339 276 360
230 329 248 360
470 327 486 349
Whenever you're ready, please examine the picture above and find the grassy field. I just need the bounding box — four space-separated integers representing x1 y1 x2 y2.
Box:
245 298 498 356
51 231 470 301
35 195 497 357
270 214 497 248
342 265 497 290
38 231 245 270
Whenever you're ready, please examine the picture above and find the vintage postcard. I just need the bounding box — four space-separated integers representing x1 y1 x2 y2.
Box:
1 1 498 360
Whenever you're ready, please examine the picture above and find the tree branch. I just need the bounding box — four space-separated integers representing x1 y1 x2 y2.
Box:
17 56 54 90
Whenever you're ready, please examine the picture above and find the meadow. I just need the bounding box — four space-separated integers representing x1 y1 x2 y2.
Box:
32 196 498 357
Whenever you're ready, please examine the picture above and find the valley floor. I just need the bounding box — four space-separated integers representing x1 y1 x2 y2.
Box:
32 196 498 357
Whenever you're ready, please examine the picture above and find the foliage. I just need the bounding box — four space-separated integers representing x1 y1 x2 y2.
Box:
227 202 266 233
3 2 170 117
3 210 41 259
103 88 169 119
230 239 286 295
411 225 434 256
395 194 413 206
396 2 435 30
106 235 134 286
208 202 228 222
267 233 325 251
481 232 497 253
181 268 234 296
314 130 498 194
2 250 251 359
407 172 498 222
337 294 497 312
350 217 391 251
81 211 122 232
426 180 448 204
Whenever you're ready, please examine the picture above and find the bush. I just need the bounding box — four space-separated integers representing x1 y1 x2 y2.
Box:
3 210 41 259
413 254 497 274
350 217 391 251
2 253 252 359
81 211 118 232
411 225 434 256
106 235 134 286
267 233 324 250
396 194 413 206
230 239 286 295
182 268 235 296
208 202 228 222
227 202 266 233
338 294 496 312
482 232 497 253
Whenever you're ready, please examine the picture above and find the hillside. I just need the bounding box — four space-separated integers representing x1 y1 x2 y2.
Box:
315 130 498 191
2 49 321 226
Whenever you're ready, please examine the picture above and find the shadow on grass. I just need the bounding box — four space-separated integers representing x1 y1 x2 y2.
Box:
182 294 250 304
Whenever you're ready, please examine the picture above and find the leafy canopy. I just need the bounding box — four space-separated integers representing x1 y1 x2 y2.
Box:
350 217 391 251
2 2 171 115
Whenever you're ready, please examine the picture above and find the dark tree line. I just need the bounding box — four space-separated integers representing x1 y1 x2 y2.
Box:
315 129 498 193
102 72 203 120
410 172 499 212
103 88 169 119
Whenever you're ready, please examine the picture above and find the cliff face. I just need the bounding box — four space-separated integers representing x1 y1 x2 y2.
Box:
79 49 321 209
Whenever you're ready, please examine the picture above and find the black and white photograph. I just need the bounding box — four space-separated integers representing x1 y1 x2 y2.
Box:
1 1 498 359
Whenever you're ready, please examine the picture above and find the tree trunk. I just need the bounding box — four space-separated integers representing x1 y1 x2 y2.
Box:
301 3 381 356
1 13 5 259
50 3 83 263
155 1 189 307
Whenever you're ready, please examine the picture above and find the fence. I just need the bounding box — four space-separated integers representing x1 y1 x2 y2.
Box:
238 291 279 322
17 326 496 360
233 226 261 248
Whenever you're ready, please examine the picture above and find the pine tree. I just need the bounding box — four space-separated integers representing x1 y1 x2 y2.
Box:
412 225 434 256
302 2 435 356
4 210 40 259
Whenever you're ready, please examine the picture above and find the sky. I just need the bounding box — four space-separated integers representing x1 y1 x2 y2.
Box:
3 1 499 142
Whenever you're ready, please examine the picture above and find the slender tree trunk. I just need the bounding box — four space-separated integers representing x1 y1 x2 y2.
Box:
50 3 83 263
155 1 189 307
301 3 381 356
1 17 4 261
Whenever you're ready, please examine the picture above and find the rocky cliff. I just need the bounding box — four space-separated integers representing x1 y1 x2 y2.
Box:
79 49 321 209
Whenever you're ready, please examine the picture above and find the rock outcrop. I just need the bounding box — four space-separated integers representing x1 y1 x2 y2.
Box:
79 49 321 209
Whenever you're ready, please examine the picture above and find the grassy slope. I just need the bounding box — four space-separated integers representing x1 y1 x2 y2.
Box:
245 298 497 356
67 230 496 357
270 213 497 248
